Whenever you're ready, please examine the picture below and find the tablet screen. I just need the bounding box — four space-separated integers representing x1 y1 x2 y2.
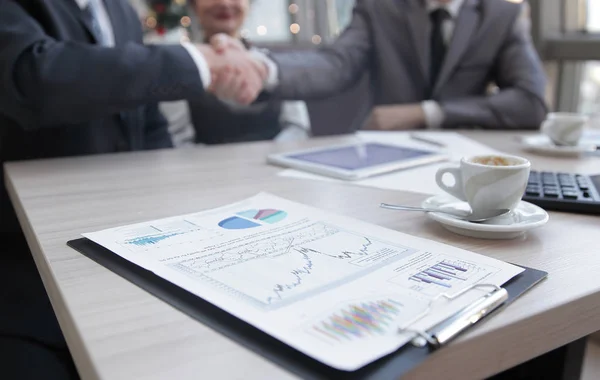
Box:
287 143 434 170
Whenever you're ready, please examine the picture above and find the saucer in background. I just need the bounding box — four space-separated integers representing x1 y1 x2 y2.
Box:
520 135 597 157
422 194 549 240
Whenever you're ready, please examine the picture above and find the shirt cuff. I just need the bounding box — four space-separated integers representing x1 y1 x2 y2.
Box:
250 49 279 91
181 42 211 89
421 101 445 129
274 124 310 142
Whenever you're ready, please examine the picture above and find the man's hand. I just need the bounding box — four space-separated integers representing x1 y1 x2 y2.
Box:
197 35 267 105
365 104 426 130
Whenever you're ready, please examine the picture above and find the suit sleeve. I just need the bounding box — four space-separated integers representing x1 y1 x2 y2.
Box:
143 103 174 150
269 0 372 100
0 1 206 130
440 5 548 130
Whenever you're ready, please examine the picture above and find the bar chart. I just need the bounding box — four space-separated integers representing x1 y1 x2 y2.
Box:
311 298 404 342
409 261 469 288
390 257 496 297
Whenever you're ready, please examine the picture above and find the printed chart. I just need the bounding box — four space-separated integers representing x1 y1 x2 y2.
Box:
117 219 222 253
312 299 404 342
169 223 416 309
390 258 497 297
219 208 288 230
82 192 525 372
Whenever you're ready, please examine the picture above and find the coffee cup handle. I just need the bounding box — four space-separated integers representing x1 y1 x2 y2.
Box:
540 120 551 133
435 166 467 201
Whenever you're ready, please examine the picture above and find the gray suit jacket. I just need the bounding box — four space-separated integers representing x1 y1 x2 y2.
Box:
270 0 547 130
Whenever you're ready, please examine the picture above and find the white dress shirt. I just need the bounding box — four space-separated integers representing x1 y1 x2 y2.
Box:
74 0 211 88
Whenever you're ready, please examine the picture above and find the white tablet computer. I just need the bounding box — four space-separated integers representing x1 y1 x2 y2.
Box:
267 142 448 180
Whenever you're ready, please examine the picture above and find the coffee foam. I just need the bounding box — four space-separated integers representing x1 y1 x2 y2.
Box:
468 155 523 167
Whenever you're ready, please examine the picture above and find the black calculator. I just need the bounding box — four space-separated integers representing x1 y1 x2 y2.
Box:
522 171 600 215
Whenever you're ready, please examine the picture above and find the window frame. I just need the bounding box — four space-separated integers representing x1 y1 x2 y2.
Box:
530 0 600 111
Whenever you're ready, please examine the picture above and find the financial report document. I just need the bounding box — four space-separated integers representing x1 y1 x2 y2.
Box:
83 193 523 371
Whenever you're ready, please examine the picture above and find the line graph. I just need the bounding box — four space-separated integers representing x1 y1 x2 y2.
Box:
268 251 314 304
168 223 416 309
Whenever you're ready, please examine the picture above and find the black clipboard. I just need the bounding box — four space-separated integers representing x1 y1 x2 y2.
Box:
67 237 547 379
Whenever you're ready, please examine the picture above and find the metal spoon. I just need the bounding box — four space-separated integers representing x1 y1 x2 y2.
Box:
379 203 511 223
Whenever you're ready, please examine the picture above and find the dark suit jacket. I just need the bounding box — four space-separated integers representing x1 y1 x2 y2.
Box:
270 0 548 130
189 95 282 144
0 0 207 234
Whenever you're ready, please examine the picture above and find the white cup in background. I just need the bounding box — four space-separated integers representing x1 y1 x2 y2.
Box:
541 112 589 146
435 155 531 214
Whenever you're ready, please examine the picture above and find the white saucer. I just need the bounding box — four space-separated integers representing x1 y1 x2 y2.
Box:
422 195 549 240
520 135 597 157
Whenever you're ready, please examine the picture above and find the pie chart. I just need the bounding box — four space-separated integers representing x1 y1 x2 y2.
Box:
218 209 288 230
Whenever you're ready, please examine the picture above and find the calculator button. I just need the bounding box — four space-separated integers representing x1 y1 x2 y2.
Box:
562 192 579 199
578 184 590 191
544 191 559 198
583 192 591 198
526 189 541 196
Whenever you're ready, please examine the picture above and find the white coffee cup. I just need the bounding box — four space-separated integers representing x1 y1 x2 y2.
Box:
435 155 531 213
541 112 589 146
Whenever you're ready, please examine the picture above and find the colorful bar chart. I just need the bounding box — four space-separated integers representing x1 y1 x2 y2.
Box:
312 299 403 342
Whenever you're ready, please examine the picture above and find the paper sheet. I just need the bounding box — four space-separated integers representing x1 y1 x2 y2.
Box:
278 131 503 196
84 193 523 371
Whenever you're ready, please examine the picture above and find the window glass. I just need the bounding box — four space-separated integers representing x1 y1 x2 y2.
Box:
587 0 600 32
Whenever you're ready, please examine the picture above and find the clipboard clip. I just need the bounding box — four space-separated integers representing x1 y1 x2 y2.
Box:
398 283 509 349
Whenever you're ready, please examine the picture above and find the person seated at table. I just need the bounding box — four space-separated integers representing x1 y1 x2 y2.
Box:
211 0 548 131
178 0 311 145
0 0 266 378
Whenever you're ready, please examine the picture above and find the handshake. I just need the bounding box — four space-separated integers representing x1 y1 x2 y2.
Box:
197 33 271 105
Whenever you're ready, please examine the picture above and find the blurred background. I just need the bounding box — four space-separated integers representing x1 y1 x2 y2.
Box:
129 0 600 128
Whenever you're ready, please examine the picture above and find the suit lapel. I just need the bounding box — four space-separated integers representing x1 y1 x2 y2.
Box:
405 1 430 83
97 0 132 143
385 0 429 86
102 0 125 46
433 0 481 94
67 0 100 44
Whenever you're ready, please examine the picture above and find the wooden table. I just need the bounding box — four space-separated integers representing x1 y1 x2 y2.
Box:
4 131 600 380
